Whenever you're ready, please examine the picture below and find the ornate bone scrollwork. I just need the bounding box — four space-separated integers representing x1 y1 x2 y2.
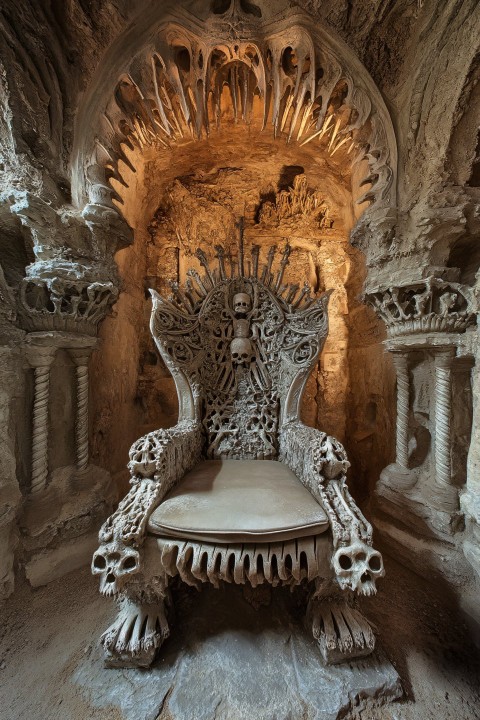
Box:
150 243 330 460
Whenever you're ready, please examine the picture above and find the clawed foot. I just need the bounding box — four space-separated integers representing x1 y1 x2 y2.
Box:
307 600 375 664
101 598 169 668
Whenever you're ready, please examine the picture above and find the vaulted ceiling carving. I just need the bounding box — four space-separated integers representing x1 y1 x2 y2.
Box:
78 3 397 214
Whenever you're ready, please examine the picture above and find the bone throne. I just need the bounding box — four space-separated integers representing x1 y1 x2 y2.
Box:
92 238 385 668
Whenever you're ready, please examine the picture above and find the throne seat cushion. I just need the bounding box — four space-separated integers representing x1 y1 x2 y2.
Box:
147 459 329 543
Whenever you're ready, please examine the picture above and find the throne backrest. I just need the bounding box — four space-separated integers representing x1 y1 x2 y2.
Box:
150 244 330 460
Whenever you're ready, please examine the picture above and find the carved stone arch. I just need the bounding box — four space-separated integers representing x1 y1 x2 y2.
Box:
71 2 397 242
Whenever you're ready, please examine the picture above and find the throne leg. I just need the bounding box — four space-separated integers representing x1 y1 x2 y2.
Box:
306 595 375 664
101 595 170 668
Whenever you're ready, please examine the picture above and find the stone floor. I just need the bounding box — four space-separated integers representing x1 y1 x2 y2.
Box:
0 552 479 720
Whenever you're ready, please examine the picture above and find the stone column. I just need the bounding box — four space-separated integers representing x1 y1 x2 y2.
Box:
25 346 57 494
68 347 94 472
433 349 455 497
391 351 410 469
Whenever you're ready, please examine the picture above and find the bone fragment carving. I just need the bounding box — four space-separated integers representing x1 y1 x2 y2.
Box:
306 599 376 664
93 421 203 596
154 534 326 590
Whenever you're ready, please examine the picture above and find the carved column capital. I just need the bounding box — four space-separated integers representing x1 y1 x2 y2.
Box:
365 277 476 338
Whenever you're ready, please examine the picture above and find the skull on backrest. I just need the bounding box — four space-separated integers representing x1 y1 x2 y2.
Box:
233 293 251 316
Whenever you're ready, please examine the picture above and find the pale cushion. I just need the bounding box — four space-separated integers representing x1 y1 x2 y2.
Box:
147 459 329 543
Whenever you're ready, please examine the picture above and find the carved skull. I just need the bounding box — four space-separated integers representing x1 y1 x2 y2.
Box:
91 541 140 597
231 337 256 366
332 542 384 596
233 293 251 316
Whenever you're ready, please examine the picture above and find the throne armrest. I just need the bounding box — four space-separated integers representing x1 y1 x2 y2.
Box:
98 420 203 548
279 421 384 596
93 420 203 597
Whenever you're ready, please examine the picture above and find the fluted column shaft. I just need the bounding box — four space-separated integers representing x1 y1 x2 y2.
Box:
69 348 93 472
434 350 455 491
26 347 57 493
391 351 410 469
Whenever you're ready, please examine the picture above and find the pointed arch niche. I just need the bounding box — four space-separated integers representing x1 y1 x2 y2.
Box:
77 2 397 494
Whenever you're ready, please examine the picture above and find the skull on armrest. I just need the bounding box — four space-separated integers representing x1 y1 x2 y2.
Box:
332 541 384 596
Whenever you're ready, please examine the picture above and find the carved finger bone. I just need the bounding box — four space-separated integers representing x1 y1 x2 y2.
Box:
92 541 140 597
332 541 384 596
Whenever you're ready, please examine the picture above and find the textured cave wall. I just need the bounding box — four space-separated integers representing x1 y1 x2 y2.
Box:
0 0 478 606
89 125 392 494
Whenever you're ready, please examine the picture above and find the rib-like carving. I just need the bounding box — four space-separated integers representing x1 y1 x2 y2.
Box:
83 10 396 212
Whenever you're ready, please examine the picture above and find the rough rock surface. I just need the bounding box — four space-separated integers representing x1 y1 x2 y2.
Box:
1 555 480 720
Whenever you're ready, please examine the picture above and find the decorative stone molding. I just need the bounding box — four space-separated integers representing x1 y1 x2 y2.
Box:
365 277 476 337
376 334 474 542
18 277 118 336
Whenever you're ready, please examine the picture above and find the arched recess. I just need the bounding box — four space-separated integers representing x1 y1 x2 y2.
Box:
76 2 397 492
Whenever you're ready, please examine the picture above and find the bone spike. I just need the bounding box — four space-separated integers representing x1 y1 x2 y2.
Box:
280 92 294 133
195 249 214 288
293 283 311 308
299 113 334 146
285 283 300 304
186 269 208 297
251 245 260 279
261 246 276 284
169 280 194 312
330 134 352 157
237 217 245 277
296 102 313 141
184 279 198 306
275 244 291 291
328 118 342 151
215 245 227 280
